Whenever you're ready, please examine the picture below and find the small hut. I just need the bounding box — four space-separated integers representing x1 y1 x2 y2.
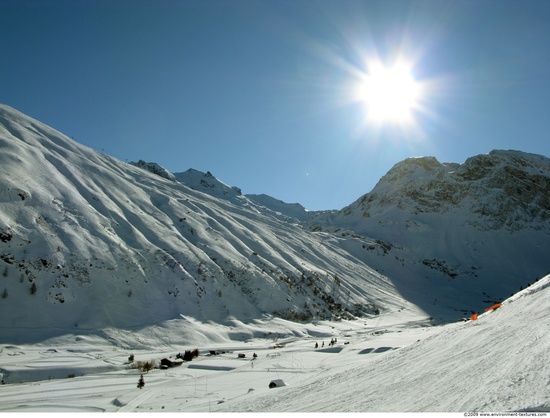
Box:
269 379 287 389
160 357 184 369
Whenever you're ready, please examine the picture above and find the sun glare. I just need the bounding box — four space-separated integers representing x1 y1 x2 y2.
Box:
358 62 421 124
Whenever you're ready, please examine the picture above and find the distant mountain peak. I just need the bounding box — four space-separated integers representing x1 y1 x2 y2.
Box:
129 159 176 180
174 168 242 198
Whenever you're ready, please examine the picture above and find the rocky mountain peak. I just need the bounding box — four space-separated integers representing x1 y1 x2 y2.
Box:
129 160 176 181
351 150 550 231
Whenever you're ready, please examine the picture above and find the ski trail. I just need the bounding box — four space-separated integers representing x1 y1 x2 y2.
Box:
116 384 162 412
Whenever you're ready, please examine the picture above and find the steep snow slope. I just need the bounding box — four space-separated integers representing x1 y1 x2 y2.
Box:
308 151 550 321
0 104 403 343
219 274 550 412
245 194 310 222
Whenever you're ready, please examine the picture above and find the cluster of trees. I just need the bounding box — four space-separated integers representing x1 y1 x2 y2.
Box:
1 282 37 299
128 348 199 374
177 349 199 361
130 357 157 373
130 349 201 390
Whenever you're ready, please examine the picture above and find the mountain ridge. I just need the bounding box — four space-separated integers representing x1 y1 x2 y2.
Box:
1 103 548 344
0 104 397 343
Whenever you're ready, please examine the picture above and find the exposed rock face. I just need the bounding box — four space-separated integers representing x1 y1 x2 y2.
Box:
349 150 550 231
129 160 176 181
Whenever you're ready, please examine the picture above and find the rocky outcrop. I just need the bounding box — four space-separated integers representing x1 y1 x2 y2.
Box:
347 150 550 231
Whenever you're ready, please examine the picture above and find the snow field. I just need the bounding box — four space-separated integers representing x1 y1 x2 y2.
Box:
219 275 550 412
0 304 435 412
0 277 548 412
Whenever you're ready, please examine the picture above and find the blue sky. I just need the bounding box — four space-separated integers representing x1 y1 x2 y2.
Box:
2 0 550 210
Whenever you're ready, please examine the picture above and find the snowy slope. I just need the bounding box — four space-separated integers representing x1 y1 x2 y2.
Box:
173 169 310 223
217 274 550 412
308 151 550 322
1 103 549 347
245 193 310 222
0 275 547 412
173 168 243 201
1 104 549 413
0 104 403 343
128 160 176 181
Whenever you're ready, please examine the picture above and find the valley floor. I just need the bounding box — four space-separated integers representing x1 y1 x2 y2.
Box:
0 305 438 413
1 280 549 414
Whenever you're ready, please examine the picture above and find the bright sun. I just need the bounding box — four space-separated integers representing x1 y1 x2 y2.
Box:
358 62 421 124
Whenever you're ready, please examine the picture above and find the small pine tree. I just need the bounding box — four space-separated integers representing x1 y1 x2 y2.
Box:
137 374 144 389
30 282 37 295
2 288 7 299
3 266 8 277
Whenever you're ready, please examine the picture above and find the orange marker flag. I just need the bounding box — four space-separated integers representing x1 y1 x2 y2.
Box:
471 313 479 321
485 303 502 312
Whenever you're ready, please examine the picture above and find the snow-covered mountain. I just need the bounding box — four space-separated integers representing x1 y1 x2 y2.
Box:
245 193 310 222
173 168 310 222
1 104 549 413
0 104 398 343
307 151 550 321
0 103 549 345
173 168 243 201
